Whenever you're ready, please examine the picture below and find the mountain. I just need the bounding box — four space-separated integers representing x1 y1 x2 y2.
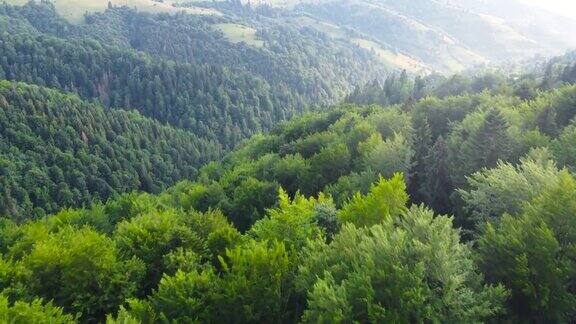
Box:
265 0 576 72
0 1 386 146
6 0 576 75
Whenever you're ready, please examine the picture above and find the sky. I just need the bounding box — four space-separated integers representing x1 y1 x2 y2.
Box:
518 0 576 19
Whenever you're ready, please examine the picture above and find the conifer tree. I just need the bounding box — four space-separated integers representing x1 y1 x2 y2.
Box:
471 109 512 170
422 136 452 215
408 114 432 203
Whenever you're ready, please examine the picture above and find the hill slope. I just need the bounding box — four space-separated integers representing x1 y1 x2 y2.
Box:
0 2 386 147
264 0 576 72
7 0 576 74
0 81 221 221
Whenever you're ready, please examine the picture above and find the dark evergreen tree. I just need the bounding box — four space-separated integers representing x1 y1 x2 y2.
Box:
537 106 559 137
421 136 452 215
408 114 432 203
470 109 512 170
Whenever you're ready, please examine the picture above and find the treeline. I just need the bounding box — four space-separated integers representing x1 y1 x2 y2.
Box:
0 81 221 221
348 51 576 109
2 83 576 322
346 69 546 108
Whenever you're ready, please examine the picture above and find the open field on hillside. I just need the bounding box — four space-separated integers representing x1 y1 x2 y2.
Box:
213 23 265 47
351 38 430 73
4 0 221 23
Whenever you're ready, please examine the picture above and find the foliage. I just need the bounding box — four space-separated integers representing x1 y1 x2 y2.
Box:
478 172 576 322
0 81 219 221
460 148 562 224
0 295 75 324
15 226 145 322
338 174 408 227
298 206 507 323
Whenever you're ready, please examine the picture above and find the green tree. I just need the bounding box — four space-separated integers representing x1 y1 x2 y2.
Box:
114 210 206 296
338 174 408 227
408 114 432 203
249 189 328 251
478 172 576 322
298 206 507 323
18 226 145 322
460 148 561 225
362 134 414 180
421 136 453 215
218 240 293 323
449 108 514 187
0 296 75 324
470 109 513 169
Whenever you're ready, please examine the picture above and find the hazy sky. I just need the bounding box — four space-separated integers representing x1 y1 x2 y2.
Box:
518 0 576 18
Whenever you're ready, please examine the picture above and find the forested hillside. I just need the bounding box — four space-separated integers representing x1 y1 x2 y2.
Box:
0 6 296 148
0 2 384 134
0 0 386 218
0 81 221 221
2 74 576 321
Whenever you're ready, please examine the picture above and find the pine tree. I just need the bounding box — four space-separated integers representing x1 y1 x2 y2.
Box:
536 106 558 137
408 115 432 203
471 109 512 169
412 75 426 100
421 136 452 215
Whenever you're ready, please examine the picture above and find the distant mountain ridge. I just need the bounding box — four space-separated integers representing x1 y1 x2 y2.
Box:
250 0 576 72
6 0 576 73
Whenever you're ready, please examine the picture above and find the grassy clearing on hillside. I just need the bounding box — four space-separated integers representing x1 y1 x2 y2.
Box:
4 0 221 23
294 15 346 38
351 38 430 73
213 23 265 47
4 0 28 4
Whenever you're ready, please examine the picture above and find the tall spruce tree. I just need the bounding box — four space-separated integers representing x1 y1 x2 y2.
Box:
422 136 453 215
408 114 432 203
471 109 512 170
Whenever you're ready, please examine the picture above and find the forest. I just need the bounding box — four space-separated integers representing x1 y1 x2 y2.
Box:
0 81 221 221
2 0 576 323
3 65 576 321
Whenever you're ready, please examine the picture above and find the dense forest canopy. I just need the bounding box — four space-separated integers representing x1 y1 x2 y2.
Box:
2 76 576 322
2 0 576 322
0 81 221 221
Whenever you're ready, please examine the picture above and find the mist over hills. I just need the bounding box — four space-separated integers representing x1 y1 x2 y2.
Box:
286 0 576 72
7 0 576 74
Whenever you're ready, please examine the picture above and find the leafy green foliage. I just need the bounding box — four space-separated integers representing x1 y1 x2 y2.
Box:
478 172 576 322
15 226 145 322
0 295 75 324
460 148 562 224
338 174 408 227
114 210 206 296
298 206 507 323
